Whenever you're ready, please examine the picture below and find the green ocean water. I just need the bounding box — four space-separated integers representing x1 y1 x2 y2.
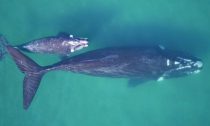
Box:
0 0 210 126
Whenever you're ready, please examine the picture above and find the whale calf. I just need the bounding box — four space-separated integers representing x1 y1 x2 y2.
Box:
17 33 88 56
6 45 203 109
0 33 88 59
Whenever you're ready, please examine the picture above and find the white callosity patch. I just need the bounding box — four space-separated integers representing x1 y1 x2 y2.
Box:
166 59 170 66
176 65 191 70
71 48 75 52
177 57 192 62
162 56 203 77
194 61 203 68
69 34 73 38
174 61 180 65
175 57 193 70
186 69 201 75
157 76 164 81
193 70 201 74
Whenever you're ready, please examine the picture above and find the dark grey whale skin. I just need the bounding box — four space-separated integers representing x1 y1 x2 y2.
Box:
46 46 202 79
47 47 168 79
6 46 203 110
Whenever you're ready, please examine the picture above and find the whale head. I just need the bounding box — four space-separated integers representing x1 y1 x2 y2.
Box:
162 50 203 78
65 37 88 53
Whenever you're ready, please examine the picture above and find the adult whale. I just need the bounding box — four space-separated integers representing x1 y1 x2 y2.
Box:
6 45 203 109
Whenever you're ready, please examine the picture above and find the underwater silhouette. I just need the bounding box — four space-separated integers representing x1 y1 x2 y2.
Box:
5 45 203 109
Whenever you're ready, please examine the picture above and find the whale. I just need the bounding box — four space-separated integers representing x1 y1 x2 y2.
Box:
5 45 203 109
0 33 88 60
17 33 88 56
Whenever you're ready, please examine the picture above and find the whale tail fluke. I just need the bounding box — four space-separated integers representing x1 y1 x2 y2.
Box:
6 46 46 110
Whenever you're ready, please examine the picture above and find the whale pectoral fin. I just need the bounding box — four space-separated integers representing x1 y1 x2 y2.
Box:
128 79 147 87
